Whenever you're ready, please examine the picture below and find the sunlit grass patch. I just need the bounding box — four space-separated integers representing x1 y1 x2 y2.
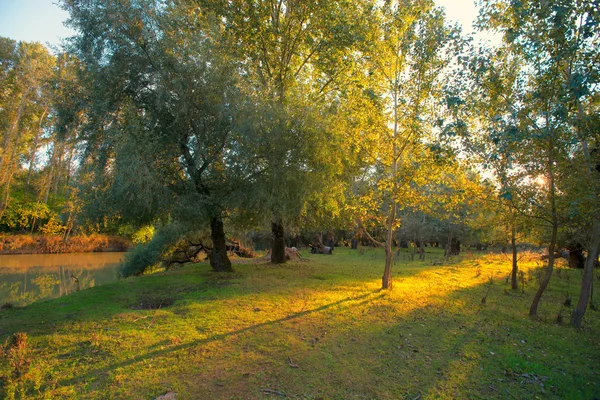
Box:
0 247 598 399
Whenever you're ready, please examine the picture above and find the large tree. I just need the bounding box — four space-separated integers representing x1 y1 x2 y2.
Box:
61 0 264 272
198 0 370 263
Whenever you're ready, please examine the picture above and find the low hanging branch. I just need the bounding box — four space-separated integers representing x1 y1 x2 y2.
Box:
354 217 385 248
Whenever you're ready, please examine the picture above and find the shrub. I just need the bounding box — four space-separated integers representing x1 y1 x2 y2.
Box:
131 225 155 244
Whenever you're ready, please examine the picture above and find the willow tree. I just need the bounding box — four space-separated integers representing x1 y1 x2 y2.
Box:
347 0 456 289
196 0 370 263
61 0 261 273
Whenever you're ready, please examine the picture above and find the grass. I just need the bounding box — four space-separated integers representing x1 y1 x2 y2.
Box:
0 247 598 399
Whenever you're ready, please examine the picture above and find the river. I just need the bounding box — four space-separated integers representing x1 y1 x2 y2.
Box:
0 252 125 307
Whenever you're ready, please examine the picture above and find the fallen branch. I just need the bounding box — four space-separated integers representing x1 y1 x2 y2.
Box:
288 356 299 368
260 388 286 396
146 302 163 329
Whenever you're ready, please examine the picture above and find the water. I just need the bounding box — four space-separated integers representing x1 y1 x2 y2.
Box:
0 252 125 306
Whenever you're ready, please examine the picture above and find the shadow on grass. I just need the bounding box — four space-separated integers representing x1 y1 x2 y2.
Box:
2 250 597 399
57 291 384 387
0 252 438 335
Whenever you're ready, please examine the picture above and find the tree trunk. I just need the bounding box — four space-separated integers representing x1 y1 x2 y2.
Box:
209 215 233 272
571 219 600 328
511 222 518 290
530 157 558 317
0 170 15 221
445 222 452 257
382 200 396 290
270 220 286 264
567 242 585 269
529 220 558 317
27 107 47 187
382 244 393 290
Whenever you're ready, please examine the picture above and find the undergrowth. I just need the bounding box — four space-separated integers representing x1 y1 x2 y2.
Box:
0 234 130 254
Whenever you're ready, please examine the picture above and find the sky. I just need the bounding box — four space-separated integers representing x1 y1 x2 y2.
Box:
0 0 74 50
0 0 489 50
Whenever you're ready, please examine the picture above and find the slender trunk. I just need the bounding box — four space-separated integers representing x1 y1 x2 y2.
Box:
209 214 233 272
53 141 65 197
42 163 54 204
529 219 558 316
382 200 396 290
383 81 399 290
0 170 15 220
530 151 558 317
511 222 518 290
571 219 600 328
270 220 286 264
570 127 600 327
0 88 30 172
27 107 47 187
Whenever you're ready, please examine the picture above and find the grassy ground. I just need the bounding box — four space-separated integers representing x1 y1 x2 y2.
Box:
0 247 598 399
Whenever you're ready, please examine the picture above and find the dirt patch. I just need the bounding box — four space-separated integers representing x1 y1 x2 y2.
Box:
129 296 175 310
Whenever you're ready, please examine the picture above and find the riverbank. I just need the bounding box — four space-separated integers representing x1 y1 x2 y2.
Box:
0 234 130 254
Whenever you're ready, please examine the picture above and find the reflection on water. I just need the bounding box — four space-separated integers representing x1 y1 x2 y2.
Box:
0 252 125 306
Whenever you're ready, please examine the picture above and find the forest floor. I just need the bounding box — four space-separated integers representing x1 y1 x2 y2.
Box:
0 247 598 399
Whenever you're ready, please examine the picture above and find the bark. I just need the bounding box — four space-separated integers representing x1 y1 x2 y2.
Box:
530 156 558 317
383 80 398 291
270 220 286 264
449 238 461 256
0 170 15 220
571 219 600 328
27 107 47 187
529 219 558 317
567 242 585 269
445 222 452 257
511 222 518 290
382 200 396 290
209 215 233 272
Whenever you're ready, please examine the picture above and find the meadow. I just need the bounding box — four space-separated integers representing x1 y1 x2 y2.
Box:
0 247 598 399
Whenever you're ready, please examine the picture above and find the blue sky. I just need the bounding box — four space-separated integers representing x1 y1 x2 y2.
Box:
0 0 74 49
0 0 484 50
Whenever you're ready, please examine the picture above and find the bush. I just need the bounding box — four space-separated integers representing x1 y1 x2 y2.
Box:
39 216 66 235
118 224 187 277
131 225 155 244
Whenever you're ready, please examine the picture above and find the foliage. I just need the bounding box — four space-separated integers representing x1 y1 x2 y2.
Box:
130 225 155 245
0 233 129 254
118 223 196 277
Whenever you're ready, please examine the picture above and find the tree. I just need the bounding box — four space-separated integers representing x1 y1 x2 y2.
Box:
0 39 55 220
200 0 370 263
61 0 266 272
347 0 456 289
475 0 600 321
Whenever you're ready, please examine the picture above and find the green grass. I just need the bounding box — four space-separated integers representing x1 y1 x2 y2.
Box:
0 247 599 399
